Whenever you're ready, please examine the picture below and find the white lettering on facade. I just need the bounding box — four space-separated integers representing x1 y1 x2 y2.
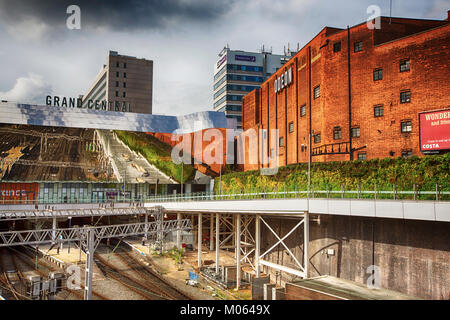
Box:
274 67 293 93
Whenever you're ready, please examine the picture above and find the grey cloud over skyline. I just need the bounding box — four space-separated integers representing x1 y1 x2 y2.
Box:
0 0 235 32
0 0 448 116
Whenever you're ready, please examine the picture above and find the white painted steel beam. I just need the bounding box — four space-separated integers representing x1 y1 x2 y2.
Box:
216 212 220 274
0 220 192 247
260 217 304 272
236 213 241 289
210 213 214 251
177 213 182 250
198 213 202 268
150 199 450 222
84 230 94 300
259 259 306 279
0 206 149 221
304 211 310 278
255 214 261 278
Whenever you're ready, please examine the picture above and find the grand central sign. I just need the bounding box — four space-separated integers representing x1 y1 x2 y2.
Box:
45 96 132 112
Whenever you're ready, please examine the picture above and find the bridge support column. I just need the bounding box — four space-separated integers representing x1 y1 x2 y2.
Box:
255 214 261 278
215 212 220 274
192 215 196 249
198 213 202 268
304 211 310 278
234 214 238 259
144 212 149 241
259 215 306 280
236 213 241 289
79 239 82 263
177 213 182 250
157 208 164 254
52 217 57 244
210 213 214 251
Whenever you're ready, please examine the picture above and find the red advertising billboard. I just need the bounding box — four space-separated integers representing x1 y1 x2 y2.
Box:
0 183 39 203
419 108 450 152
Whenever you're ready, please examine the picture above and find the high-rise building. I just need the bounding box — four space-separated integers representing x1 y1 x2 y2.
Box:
213 46 293 129
82 51 153 114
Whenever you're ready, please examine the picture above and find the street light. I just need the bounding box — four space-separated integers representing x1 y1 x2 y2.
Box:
219 165 222 197
308 130 314 200
181 162 184 195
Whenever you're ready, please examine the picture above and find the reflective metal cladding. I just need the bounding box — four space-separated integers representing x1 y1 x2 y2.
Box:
0 101 228 134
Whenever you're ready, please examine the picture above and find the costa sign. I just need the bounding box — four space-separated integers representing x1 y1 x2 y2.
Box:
45 96 132 112
419 108 450 152
274 68 293 93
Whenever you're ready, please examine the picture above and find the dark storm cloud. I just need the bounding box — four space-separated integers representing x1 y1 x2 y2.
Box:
0 0 235 31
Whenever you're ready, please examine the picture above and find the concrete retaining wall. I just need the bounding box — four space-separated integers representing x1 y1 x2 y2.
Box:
261 215 450 299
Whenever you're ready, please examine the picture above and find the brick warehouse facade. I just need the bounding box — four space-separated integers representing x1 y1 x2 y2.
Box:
241 14 450 171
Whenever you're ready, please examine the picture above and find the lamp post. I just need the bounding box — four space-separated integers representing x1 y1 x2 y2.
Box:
305 130 313 279
219 165 222 197
308 131 313 199
122 167 127 202
181 162 184 195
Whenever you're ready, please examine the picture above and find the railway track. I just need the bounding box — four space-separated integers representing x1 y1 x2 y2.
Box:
10 248 84 300
95 240 191 300
0 248 30 300
94 252 168 300
4 246 108 300
115 247 191 300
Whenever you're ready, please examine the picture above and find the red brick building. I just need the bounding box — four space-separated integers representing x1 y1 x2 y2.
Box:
241 13 450 171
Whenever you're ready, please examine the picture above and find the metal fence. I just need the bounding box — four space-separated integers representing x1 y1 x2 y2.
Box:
146 185 449 203
1 184 448 205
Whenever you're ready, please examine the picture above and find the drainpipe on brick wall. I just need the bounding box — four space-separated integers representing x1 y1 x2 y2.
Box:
285 66 288 167
308 46 312 168
259 88 262 171
347 26 353 161
267 82 270 169
295 56 299 164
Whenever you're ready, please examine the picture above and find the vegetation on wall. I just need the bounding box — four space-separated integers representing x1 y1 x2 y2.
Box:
115 131 195 183
214 154 450 200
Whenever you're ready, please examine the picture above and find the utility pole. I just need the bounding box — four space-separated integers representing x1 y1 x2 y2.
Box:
84 230 94 300
157 207 164 255
219 166 222 197
123 168 126 202
306 132 312 280
308 132 312 198
389 0 393 24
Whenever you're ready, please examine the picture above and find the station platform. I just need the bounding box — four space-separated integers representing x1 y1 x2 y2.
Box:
33 243 105 281
285 276 420 300
124 239 219 300
35 243 84 266
124 239 237 268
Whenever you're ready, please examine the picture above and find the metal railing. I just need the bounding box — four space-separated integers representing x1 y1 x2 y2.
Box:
0 195 145 205
145 186 449 203
0 184 448 205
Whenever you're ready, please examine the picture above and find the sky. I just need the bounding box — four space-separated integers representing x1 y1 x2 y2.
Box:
0 0 448 115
